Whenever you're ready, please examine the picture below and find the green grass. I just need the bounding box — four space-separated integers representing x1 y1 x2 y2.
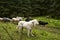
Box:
0 16 60 40
34 16 60 28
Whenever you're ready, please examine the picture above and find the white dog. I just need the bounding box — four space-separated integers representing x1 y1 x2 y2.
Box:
16 19 39 37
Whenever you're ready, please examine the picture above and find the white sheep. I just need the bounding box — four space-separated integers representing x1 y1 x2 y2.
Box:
0 18 3 21
16 19 39 37
11 17 23 22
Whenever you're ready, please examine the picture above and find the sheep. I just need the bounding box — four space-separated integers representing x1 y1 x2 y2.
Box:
3 17 11 22
16 19 39 37
16 17 23 21
11 17 23 22
0 18 3 21
0 17 11 22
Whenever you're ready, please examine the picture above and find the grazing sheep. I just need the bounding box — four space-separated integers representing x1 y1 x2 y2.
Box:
0 18 3 21
38 21 48 26
16 19 39 37
3 17 11 22
11 17 23 22
16 17 23 20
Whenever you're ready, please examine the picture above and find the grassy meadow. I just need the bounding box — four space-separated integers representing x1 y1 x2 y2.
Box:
0 16 60 40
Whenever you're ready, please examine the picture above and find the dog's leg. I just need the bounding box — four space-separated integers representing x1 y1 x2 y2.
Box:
17 25 22 33
27 29 30 37
30 29 34 36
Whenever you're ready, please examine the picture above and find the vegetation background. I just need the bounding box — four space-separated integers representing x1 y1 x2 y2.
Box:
0 0 60 19
0 0 60 40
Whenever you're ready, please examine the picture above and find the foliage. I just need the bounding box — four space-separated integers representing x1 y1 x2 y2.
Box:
0 0 60 18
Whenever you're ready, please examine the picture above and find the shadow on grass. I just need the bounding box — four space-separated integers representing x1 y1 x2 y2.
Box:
51 27 60 30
